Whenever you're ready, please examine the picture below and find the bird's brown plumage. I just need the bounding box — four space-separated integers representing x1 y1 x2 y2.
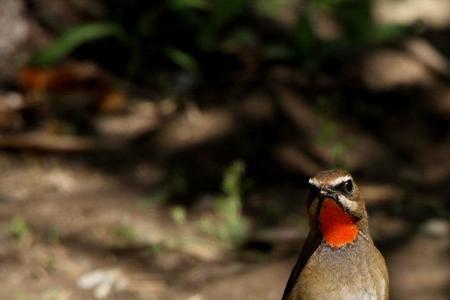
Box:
282 170 389 300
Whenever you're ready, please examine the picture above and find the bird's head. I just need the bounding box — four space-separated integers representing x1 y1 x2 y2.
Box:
306 169 368 248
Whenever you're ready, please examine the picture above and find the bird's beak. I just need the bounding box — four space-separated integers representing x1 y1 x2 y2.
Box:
318 188 360 219
308 183 336 201
307 182 350 216
318 188 337 200
307 183 337 209
307 178 361 220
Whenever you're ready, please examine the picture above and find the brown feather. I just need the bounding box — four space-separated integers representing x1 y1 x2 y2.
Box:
281 232 321 300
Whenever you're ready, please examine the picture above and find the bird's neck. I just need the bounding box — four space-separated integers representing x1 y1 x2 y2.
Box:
319 198 359 248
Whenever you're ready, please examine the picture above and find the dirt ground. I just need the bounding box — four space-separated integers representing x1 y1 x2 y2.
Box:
0 0 449 299
0 156 447 300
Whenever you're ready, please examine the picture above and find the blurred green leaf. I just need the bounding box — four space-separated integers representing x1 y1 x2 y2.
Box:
113 222 137 245
169 0 209 10
147 243 162 255
371 24 410 43
199 0 245 50
209 0 245 31
165 47 199 71
170 206 187 225
312 0 348 10
216 161 248 248
332 142 346 164
316 120 338 145
325 0 372 42
32 22 128 65
263 44 294 60
253 0 293 18
198 215 215 235
197 161 248 249
222 29 257 51
293 14 316 57
222 160 245 197
8 217 29 240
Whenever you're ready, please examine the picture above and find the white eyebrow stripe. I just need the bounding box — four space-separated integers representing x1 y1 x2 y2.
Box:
308 178 320 186
329 175 352 186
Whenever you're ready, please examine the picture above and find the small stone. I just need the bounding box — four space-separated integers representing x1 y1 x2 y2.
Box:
186 294 204 300
77 268 128 299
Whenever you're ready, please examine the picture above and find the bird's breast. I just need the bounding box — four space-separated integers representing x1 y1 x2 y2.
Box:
291 236 388 300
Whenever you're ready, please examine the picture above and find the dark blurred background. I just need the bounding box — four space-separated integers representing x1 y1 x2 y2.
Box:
0 0 448 299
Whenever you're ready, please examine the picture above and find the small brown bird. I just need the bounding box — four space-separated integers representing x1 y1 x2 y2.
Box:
282 170 389 300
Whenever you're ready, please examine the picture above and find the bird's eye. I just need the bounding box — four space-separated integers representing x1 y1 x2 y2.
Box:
343 180 353 194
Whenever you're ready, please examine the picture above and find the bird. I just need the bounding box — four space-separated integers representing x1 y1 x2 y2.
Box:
282 169 389 300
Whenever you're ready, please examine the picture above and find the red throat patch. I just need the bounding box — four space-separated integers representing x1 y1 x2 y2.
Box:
319 198 358 248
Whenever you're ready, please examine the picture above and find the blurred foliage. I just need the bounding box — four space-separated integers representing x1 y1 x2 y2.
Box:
44 227 61 245
170 206 187 225
146 170 188 205
7 217 30 241
199 161 248 248
31 22 128 66
113 222 138 246
30 0 411 86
